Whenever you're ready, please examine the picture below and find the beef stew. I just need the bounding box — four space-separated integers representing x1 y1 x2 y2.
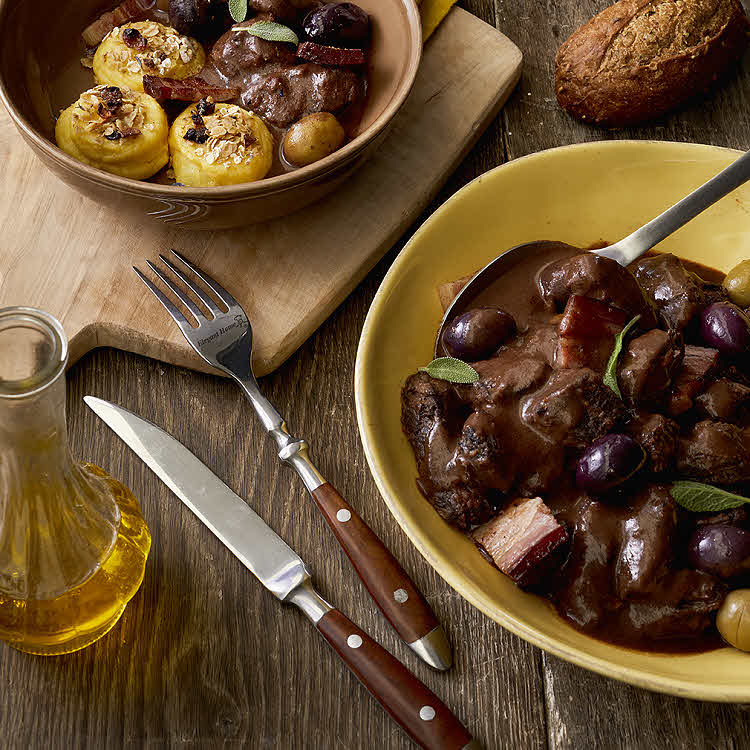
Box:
401 245 750 652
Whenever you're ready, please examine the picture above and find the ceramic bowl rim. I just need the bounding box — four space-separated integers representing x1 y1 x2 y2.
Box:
354 139 750 703
0 0 422 199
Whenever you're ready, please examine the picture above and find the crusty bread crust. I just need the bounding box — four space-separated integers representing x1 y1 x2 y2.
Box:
555 0 750 127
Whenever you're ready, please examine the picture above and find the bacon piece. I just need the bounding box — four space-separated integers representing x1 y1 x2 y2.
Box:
82 0 154 46
437 274 473 312
296 41 366 66
556 295 627 370
142 76 240 103
668 345 720 416
558 295 628 338
472 497 568 587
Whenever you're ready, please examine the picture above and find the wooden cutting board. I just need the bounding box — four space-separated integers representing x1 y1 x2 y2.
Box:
0 8 521 377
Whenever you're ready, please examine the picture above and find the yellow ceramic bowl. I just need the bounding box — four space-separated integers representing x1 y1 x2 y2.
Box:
355 140 750 702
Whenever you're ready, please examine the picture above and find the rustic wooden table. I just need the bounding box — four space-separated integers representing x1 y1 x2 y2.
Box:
4 1 750 748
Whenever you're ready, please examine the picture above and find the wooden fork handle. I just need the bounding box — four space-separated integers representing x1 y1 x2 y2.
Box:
316 609 476 750
311 482 452 670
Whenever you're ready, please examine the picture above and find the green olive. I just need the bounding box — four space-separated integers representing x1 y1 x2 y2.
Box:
283 112 346 168
717 588 750 651
723 260 750 308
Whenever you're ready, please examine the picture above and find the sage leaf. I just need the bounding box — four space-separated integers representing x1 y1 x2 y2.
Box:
670 481 749 513
228 0 247 23
236 20 299 44
603 314 641 398
420 357 480 384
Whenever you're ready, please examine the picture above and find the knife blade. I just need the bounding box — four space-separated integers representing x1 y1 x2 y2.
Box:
84 396 479 750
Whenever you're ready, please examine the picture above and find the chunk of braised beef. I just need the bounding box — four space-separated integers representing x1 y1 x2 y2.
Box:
538 253 657 326
422 483 495 530
615 485 678 599
453 412 511 492
695 379 750 423
242 62 362 127
400 371 459 468
630 253 708 331
469 353 549 409
554 491 726 643
668 345 720 416
625 412 678 472
472 497 569 587
617 329 684 406
677 420 750 484
210 18 298 78
552 496 620 630
618 569 725 642
556 295 627 370
521 368 626 449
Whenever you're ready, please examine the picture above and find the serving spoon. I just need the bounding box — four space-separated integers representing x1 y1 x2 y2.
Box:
436 148 750 349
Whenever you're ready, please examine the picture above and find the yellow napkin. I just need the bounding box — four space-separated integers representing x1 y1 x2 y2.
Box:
420 0 458 41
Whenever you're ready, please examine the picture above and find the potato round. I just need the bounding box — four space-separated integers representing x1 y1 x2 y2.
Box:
94 21 205 92
55 85 169 179
283 112 346 167
169 103 273 186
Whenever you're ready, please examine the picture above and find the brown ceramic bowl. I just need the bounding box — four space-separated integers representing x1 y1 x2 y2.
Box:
0 0 421 229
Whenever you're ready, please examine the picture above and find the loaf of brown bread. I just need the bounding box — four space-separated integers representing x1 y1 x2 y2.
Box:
555 0 750 127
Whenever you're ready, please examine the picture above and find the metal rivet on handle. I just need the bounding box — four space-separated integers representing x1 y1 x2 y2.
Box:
336 509 352 522
394 588 409 603
419 706 436 721
347 634 363 649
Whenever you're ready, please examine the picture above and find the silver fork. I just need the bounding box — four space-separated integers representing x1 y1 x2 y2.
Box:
135 249 452 671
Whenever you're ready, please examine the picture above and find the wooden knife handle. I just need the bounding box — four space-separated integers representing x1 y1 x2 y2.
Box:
311 482 449 666
316 609 476 750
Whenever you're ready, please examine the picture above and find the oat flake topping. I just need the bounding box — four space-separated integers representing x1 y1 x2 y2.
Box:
106 22 196 77
73 85 145 140
186 105 259 165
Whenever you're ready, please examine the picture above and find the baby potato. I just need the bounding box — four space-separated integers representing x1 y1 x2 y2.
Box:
283 112 346 167
717 589 750 651
723 260 750 308
55 85 169 179
169 103 273 187
94 21 205 92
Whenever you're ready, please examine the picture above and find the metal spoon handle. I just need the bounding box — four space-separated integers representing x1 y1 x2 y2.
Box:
596 148 750 267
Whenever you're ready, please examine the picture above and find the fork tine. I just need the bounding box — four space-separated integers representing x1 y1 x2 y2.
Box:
133 266 194 336
169 248 242 312
145 260 205 324
157 254 222 316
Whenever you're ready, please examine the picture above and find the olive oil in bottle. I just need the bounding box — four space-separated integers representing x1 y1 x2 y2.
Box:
0 307 150 655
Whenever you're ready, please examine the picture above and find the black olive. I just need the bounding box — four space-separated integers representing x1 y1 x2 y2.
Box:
303 2 370 48
104 130 122 140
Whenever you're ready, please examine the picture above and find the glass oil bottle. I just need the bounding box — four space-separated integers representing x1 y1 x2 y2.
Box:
0 307 150 654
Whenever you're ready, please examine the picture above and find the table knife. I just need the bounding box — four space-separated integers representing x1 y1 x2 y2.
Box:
85 397 479 750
